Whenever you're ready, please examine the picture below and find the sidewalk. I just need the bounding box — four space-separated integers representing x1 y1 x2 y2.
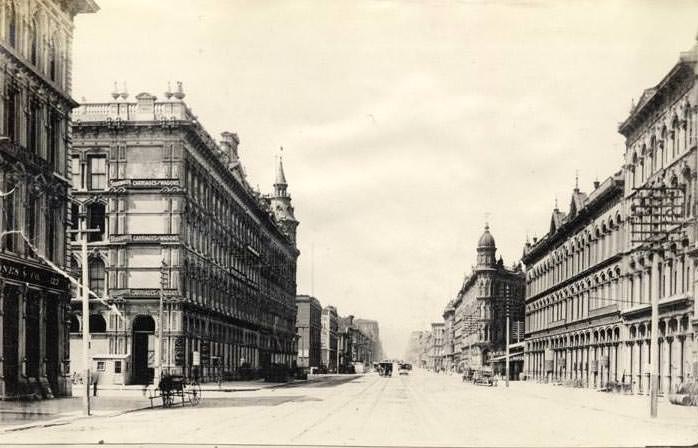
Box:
0 377 311 433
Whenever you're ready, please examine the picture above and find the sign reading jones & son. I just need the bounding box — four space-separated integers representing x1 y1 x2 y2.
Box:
0 257 69 289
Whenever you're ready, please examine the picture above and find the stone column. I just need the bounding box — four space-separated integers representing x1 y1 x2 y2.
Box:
566 348 572 380
0 279 5 398
660 337 670 394
609 343 616 383
17 285 28 394
675 335 685 385
637 341 644 394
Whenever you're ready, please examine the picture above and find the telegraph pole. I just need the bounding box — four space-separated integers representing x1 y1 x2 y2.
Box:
505 286 510 388
68 219 101 416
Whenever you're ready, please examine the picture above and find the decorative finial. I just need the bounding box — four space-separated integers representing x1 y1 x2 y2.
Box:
484 212 490 231
120 81 129 100
630 98 635 113
111 81 120 100
174 81 185 100
554 196 558 209
164 81 173 100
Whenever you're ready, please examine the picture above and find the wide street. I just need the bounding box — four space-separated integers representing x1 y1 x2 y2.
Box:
1 370 697 447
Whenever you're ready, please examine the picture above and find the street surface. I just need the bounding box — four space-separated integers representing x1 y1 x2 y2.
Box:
1 370 697 446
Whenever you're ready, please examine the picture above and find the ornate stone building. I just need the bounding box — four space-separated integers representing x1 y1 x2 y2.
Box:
451 224 525 378
522 174 627 386
442 300 455 371
69 87 299 384
0 0 98 399
522 36 698 394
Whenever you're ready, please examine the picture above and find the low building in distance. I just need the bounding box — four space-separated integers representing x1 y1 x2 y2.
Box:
321 306 338 372
69 86 299 384
296 295 322 372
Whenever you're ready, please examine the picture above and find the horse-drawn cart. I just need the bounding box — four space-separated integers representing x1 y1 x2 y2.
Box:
149 374 202 408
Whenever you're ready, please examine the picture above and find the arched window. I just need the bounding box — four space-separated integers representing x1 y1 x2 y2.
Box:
48 34 57 82
89 258 106 297
29 14 39 65
89 314 106 333
5 1 16 48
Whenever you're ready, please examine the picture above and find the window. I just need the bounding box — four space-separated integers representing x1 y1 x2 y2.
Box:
71 203 80 241
114 361 122 374
29 15 38 65
89 259 106 297
47 111 61 172
87 203 105 242
89 314 106 333
48 36 57 82
5 1 16 48
71 157 81 189
25 193 36 242
88 156 106 190
4 86 17 143
96 361 105 372
46 206 56 261
28 100 41 154
2 175 16 252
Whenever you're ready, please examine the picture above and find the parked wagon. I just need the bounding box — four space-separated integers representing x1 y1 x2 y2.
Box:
150 374 202 408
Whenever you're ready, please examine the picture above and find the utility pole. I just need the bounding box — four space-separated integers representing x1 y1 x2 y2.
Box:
505 286 510 388
650 258 659 418
68 219 101 416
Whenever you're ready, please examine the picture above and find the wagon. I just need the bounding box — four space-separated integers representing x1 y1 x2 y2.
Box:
150 374 202 408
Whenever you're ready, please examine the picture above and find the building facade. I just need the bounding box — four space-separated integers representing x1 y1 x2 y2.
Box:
428 322 444 371
522 37 698 394
0 0 98 399
354 318 383 362
442 301 455 371
321 305 337 371
522 174 627 386
337 315 354 372
69 88 299 384
296 294 321 370
452 224 525 378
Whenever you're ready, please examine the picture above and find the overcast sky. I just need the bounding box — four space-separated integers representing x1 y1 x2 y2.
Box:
73 0 698 358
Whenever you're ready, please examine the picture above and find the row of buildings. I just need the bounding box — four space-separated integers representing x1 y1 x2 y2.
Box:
521 36 698 394
406 225 526 379
411 36 698 393
296 294 383 373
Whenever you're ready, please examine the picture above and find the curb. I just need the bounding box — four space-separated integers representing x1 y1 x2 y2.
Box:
0 403 154 434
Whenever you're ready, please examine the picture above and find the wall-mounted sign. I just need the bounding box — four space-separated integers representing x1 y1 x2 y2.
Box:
174 337 185 366
193 351 200 366
0 257 69 289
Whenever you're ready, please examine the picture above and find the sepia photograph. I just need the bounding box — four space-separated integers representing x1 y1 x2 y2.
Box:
0 0 698 446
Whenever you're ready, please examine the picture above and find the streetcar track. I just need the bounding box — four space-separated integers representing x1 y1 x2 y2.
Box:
289 374 387 442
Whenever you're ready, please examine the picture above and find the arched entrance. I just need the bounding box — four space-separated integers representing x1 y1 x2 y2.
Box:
132 315 155 384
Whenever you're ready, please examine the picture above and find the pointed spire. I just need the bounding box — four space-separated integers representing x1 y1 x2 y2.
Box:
554 196 558 210
275 147 287 186
574 170 579 191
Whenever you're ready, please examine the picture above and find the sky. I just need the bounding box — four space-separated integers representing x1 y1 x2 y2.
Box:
72 0 698 358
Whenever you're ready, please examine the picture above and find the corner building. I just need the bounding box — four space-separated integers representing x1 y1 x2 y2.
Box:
69 88 299 384
0 0 98 398
452 224 525 378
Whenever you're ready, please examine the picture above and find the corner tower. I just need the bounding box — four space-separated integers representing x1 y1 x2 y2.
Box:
476 223 497 268
270 152 299 245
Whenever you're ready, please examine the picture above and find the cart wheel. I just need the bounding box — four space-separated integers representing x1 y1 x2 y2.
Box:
189 382 202 406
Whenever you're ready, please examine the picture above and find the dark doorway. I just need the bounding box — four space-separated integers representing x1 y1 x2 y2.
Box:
46 296 59 395
132 315 155 385
25 293 40 379
2 286 19 396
